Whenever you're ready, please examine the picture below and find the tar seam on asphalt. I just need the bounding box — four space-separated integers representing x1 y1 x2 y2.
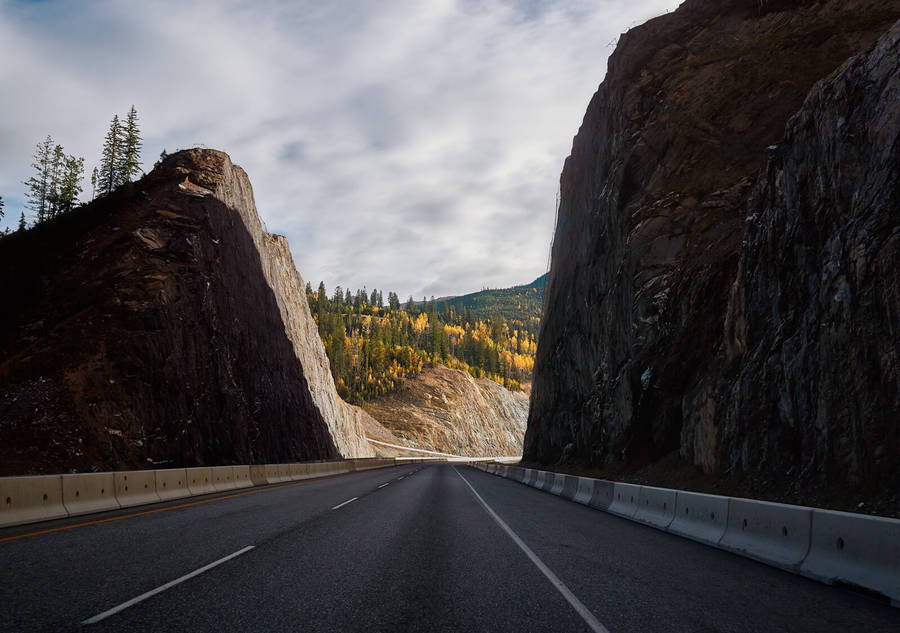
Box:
453 467 611 633
81 545 256 625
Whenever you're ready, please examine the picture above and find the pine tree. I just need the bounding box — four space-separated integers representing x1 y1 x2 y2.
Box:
0 194 4 221
153 149 168 170
119 105 142 182
57 155 85 214
99 114 123 195
18 211 26 231
91 167 98 200
24 135 55 223
47 144 64 218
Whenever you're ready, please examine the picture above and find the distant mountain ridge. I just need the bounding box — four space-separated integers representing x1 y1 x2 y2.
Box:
438 273 547 329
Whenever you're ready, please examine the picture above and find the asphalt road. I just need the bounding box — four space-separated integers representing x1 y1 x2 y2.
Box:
1 464 898 632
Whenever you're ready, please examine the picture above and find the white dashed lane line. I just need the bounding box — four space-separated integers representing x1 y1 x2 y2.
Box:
82 546 255 625
331 497 358 510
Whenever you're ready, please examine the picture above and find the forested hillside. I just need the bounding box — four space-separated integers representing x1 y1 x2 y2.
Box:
306 277 545 404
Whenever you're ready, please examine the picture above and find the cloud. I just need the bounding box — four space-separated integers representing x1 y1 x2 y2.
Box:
0 0 679 298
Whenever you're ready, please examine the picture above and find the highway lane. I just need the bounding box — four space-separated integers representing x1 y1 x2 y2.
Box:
0 464 897 632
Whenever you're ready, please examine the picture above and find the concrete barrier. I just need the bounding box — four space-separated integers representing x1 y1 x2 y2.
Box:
249 465 269 486
524 469 537 486
289 463 311 480
62 473 120 517
0 475 67 527
799 509 900 603
668 491 729 545
549 473 565 496
588 479 615 510
634 485 677 529
572 477 594 505
719 498 812 570
559 475 579 500
231 466 253 489
265 464 292 483
185 467 215 496
155 469 190 501
608 482 642 518
210 466 239 492
114 471 160 508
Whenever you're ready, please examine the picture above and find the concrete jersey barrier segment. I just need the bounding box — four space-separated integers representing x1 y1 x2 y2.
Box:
800 509 900 604
634 485 677 529
572 477 594 505
249 465 269 486
588 479 614 510
549 473 566 496
560 475 579 500
185 468 215 496
155 469 190 501
718 498 812 570
669 490 729 546
608 482 643 518
231 466 254 489
114 471 160 508
62 473 120 517
0 475 68 527
265 464 292 484
210 466 239 492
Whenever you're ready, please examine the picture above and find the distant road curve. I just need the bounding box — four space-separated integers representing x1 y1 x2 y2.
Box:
365 436 521 462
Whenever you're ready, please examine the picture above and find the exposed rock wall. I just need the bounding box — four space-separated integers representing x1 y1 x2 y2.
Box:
720 23 899 487
363 366 527 457
525 0 899 497
179 150 374 457
0 149 371 474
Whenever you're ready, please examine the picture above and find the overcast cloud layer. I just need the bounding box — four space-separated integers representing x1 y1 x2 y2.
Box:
0 0 678 298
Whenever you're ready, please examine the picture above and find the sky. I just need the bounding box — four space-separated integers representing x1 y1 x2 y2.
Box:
0 0 679 299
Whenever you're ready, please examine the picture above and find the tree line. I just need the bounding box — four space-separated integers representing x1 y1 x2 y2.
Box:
4 106 143 234
306 281 538 404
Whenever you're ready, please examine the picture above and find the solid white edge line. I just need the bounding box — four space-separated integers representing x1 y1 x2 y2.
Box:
82 545 255 625
378 483 390 488
331 496 359 510
453 467 611 633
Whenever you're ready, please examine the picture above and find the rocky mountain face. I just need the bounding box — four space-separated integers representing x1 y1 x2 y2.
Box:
525 0 899 505
0 149 373 475
363 366 528 457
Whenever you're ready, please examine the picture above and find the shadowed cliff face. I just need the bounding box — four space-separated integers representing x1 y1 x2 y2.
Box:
721 23 900 490
0 149 373 474
525 0 899 498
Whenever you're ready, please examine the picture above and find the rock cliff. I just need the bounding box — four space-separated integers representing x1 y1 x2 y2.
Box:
525 0 899 505
0 149 373 474
363 366 527 457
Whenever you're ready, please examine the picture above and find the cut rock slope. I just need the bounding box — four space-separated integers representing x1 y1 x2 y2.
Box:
363 366 527 457
0 149 372 474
